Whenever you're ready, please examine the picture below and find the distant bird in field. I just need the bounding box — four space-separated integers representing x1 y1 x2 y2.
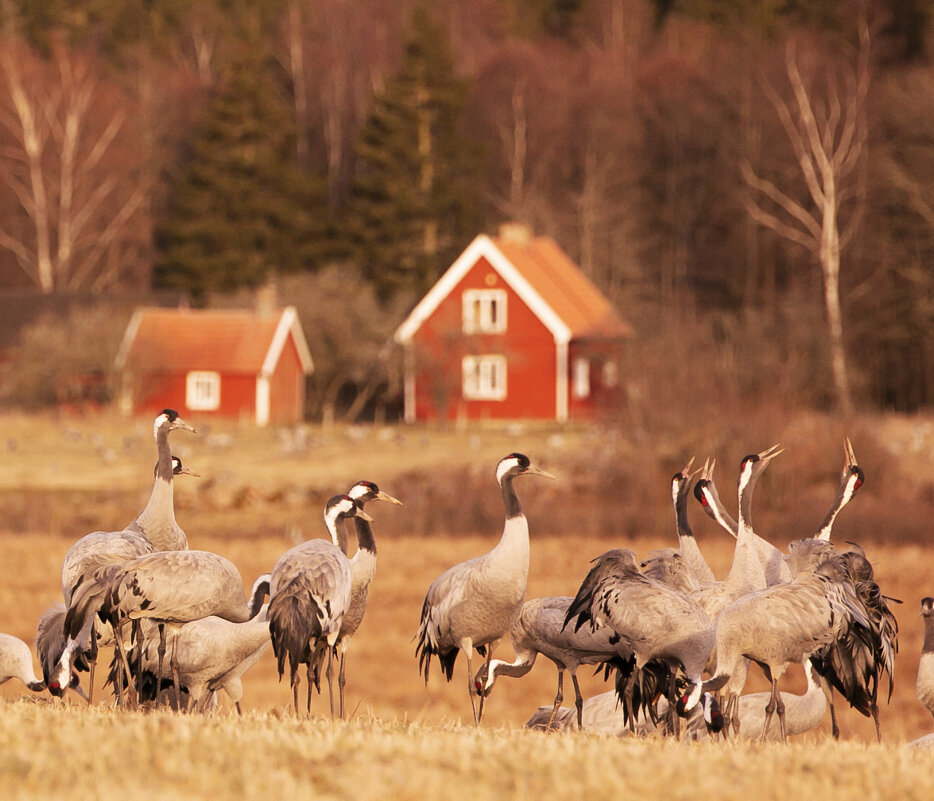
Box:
54 451 198 700
333 480 402 718
134 600 271 714
64 549 267 709
416 453 555 725
268 494 364 716
35 604 88 702
916 597 934 721
472 595 635 730
564 547 715 737
0 632 45 693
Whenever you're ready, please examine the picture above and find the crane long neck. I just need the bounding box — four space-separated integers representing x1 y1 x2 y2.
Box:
154 425 173 481
924 616 934 655
675 491 693 539
815 486 851 541
501 476 522 520
353 516 376 556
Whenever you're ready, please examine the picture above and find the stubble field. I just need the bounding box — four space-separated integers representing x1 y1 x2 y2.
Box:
1 412 934 799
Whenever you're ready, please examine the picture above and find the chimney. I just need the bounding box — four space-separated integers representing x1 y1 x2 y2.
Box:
498 222 532 246
255 279 278 319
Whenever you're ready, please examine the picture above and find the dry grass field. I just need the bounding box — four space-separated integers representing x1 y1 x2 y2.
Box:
2 411 934 798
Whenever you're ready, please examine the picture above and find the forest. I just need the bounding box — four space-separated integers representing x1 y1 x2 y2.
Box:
0 0 931 419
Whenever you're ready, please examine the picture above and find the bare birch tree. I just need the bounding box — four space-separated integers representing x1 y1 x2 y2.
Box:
0 36 148 293
742 21 870 414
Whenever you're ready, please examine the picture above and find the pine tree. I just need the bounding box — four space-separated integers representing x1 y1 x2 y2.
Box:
347 3 484 300
154 41 326 304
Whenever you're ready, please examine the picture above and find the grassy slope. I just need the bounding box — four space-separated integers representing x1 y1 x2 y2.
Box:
2 412 934 796
1 703 934 801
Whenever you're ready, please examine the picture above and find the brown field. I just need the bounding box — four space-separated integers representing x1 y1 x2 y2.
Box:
0 417 934 743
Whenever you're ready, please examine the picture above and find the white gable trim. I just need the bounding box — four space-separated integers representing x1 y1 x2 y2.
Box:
262 306 314 378
394 235 572 346
113 307 145 371
256 375 270 426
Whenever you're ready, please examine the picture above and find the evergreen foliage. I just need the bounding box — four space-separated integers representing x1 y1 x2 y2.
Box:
346 4 484 301
153 43 326 305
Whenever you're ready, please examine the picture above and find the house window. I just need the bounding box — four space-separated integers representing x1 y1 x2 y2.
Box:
572 357 591 399
186 371 221 411
462 355 507 400
462 289 507 334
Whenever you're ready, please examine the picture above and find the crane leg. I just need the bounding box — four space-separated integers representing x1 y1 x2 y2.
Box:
326 646 337 718
571 671 584 732
666 674 680 739
86 626 99 705
476 642 495 724
338 649 347 719
155 622 167 701
113 623 138 709
306 660 314 716
170 633 183 712
547 669 565 731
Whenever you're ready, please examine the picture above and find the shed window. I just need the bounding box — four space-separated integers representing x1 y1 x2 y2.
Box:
572 357 591 399
462 289 507 334
462 355 507 401
186 371 221 411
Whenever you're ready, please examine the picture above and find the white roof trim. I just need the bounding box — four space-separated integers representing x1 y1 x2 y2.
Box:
113 307 144 371
262 306 314 377
393 234 572 345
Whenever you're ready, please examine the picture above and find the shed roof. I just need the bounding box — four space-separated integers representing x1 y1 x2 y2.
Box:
115 306 314 376
394 231 633 345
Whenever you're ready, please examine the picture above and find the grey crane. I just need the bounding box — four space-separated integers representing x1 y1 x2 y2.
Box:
670 458 716 589
693 447 791 586
917 597 934 721
704 539 872 741
64 547 267 709
127 409 197 551
564 547 715 736
814 438 864 542
0 633 45 693
268 494 364 716
687 660 826 741
36 604 88 702
133 600 271 714
690 447 780 624
472 595 636 730
54 453 198 699
415 452 555 725
332 480 402 718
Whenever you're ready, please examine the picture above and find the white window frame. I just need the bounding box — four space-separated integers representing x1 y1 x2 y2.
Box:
462 355 507 401
186 370 221 411
462 289 507 334
572 357 591 399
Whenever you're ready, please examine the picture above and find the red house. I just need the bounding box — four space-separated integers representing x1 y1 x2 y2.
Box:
114 306 314 426
394 225 633 423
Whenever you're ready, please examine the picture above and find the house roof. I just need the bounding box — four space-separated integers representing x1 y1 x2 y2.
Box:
114 306 314 377
394 232 633 345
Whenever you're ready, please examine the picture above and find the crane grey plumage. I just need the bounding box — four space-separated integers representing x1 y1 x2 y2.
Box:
416 452 555 725
564 547 715 735
36 604 88 701
54 449 197 699
64 548 264 708
473 595 635 730
268 494 363 716
0 632 45 693
705 539 872 741
640 549 699 595
333 481 402 718
917 597 934 721
134 601 271 714
126 409 197 551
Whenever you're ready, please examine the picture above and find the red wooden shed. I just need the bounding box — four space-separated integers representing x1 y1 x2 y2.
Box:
394 225 633 423
115 306 313 426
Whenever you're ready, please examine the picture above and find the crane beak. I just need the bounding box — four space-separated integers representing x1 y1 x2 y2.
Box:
177 466 201 477
701 457 716 481
844 437 857 468
376 491 403 506
758 443 783 462
172 415 198 435
525 464 557 481
356 509 374 522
